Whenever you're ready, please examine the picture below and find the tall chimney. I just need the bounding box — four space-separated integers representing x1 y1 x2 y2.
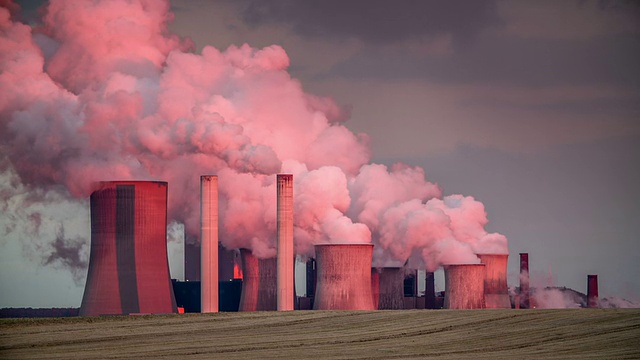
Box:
424 271 436 309
276 174 294 311
444 264 486 309
377 267 404 310
238 249 277 311
80 181 177 316
478 254 511 308
200 175 218 313
313 244 375 310
520 253 530 309
587 275 599 308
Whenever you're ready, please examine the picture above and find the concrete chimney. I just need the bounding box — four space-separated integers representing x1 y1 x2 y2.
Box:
444 264 486 309
587 275 599 308
200 175 218 313
424 271 436 309
313 244 375 310
276 174 294 311
238 249 277 311
80 181 177 316
377 267 404 310
520 253 530 309
478 254 511 309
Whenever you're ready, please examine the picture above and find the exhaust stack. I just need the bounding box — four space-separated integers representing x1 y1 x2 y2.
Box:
277 174 294 311
313 244 375 310
238 249 277 311
80 181 177 316
478 254 511 308
200 175 218 313
444 264 486 309
587 275 599 308
519 253 530 309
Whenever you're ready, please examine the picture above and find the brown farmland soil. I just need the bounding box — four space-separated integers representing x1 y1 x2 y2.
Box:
1 309 639 359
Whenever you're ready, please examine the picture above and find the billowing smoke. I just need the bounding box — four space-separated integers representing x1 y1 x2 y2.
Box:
0 0 507 275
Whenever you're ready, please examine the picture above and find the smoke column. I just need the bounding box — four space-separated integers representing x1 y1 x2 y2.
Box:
0 0 507 280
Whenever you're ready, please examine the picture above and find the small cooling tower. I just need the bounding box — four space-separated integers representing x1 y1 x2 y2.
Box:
587 275 599 308
478 254 511 308
79 181 177 316
444 264 486 309
377 267 404 310
238 249 277 311
313 244 375 310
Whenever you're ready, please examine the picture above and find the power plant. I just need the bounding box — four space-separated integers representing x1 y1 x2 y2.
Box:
79 181 177 316
77 177 609 316
478 254 511 309
443 264 486 310
313 244 375 310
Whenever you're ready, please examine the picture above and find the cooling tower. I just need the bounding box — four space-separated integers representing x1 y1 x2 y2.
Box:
201 175 218 313
520 253 530 309
276 174 294 311
477 254 511 309
377 267 404 310
370 268 380 310
238 249 277 311
443 264 486 309
79 181 177 316
587 275 599 308
425 271 436 309
313 244 375 310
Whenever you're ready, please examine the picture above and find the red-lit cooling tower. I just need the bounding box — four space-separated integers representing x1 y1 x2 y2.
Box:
201 175 218 313
371 269 380 309
587 275 599 308
425 271 436 309
377 267 404 310
477 254 511 309
313 244 375 310
443 264 486 310
79 181 177 316
520 253 530 309
238 249 277 311
277 174 294 311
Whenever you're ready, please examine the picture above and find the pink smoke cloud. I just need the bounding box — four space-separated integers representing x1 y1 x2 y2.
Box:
0 0 507 268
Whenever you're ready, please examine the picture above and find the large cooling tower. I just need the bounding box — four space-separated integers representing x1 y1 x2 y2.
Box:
377 267 404 310
477 254 511 308
276 174 294 311
201 175 218 313
313 244 375 310
443 264 486 310
79 181 177 316
520 253 530 309
238 249 277 311
425 271 436 309
587 275 599 308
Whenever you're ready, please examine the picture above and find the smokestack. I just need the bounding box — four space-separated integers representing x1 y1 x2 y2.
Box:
80 181 177 316
520 253 530 309
238 249 277 311
424 271 436 309
377 267 404 310
477 254 511 308
313 244 375 310
443 264 486 309
201 175 218 313
277 174 294 311
587 275 599 308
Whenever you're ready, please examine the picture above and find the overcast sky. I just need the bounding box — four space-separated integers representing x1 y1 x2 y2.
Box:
1 0 639 308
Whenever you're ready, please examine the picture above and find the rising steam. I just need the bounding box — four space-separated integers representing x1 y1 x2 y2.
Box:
0 0 507 276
